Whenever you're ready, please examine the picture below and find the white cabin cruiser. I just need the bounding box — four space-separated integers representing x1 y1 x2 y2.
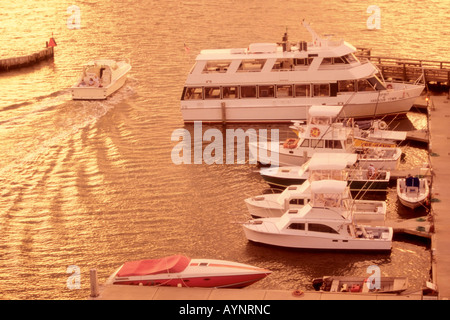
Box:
260 152 390 192
180 21 424 123
252 105 402 169
245 180 386 222
71 59 131 100
242 180 393 251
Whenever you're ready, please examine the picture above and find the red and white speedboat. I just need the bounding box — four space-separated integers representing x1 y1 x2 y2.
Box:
107 255 271 288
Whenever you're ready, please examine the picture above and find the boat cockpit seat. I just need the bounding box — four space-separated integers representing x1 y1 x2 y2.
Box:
406 186 419 194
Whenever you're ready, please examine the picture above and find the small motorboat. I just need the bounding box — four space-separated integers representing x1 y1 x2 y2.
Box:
259 152 390 193
312 276 409 294
397 175 430 209
106 255 271 288
71 59 131 100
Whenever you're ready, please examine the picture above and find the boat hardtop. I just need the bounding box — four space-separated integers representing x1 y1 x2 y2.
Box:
116 254 190 277
308 153 357 172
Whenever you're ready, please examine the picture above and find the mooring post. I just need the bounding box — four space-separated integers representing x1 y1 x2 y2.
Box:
221 102 227 124
90 269 100 298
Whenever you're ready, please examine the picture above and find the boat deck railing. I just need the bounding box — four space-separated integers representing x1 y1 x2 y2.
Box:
355 49 450 85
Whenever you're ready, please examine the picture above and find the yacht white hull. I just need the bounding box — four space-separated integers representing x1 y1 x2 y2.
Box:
181 84 424 123
243 222 392 251
254 142 401 170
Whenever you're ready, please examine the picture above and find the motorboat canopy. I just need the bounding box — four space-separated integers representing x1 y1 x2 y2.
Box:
117 255 191 277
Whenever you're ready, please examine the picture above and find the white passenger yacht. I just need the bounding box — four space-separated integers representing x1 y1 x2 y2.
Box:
180 21 424 123
242 180 393 251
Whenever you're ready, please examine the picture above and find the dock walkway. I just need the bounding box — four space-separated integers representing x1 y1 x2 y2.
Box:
91 282 424 301
426 95 450 300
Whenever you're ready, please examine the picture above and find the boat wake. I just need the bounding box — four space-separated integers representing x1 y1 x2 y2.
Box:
0 83 136 181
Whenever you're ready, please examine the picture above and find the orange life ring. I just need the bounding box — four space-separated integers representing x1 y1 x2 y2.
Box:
386 84 393 90
292 289 304 297
310 127 320 137
283 138 298 149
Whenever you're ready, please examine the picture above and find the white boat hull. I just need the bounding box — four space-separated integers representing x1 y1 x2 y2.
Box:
243 223 392 251
71 72 129 100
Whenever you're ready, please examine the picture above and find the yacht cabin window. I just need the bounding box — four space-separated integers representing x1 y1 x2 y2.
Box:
258 85 275 98
183 87 203 100
313 84 330 97
276 85 293 97
320 57 333 65
237 59 266 72
287 223 305 230
311 139 324 148
367 76 386 90
300 139 309 147
357 79 376 91
325 140 343 149
344 53 358 63
338 80 356 92
294 84 311 97
289 199 306 205
333 57 347 64
202 60 232 73
204 87 221 99
308 223 339 234
240 85 257 98
222 86 239 99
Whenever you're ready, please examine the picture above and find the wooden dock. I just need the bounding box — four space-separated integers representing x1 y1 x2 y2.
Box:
0 46 54 72
356 49 450 86
90 281 425 301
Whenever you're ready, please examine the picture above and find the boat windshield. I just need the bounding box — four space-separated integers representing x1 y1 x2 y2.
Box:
312 192 342 208
309 169 345 182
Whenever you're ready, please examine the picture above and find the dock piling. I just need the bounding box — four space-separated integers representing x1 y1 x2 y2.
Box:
90 269 100 298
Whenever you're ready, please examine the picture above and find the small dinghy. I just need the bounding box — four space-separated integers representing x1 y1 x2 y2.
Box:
397 175 430 209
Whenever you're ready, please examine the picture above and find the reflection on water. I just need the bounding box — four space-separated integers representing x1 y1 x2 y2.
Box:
0 0 441 299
